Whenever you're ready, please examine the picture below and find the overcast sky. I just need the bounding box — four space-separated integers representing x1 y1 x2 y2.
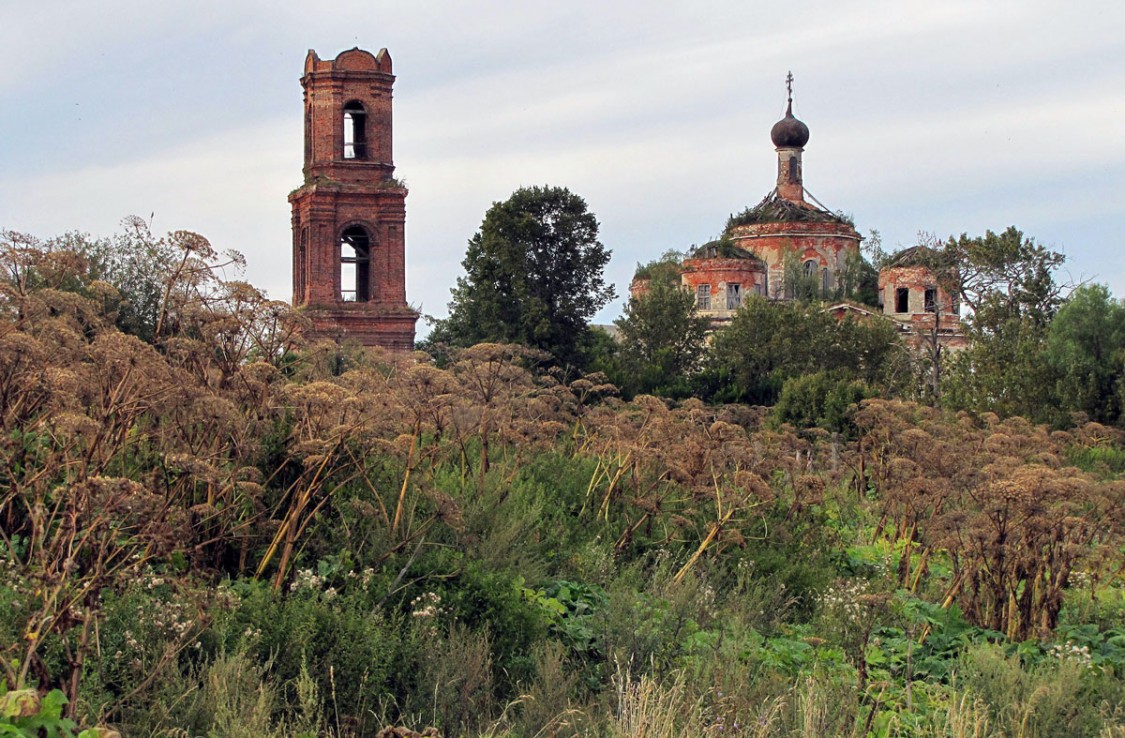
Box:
2 0 1123 334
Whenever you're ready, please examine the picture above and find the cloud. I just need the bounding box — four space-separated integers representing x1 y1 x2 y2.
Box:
3 0 1124 333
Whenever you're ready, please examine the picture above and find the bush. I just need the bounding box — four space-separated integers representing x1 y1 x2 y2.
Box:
772 371 869 435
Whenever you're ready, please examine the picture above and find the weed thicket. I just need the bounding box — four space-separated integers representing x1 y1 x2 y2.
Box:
0 227 1122 736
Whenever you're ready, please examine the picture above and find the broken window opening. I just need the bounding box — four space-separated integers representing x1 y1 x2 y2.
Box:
788 155 800 184
696 284 711 310
340 225 371 302
803 259 817 278
924 287 937 313
343 101 367 160
726 283 741 310
895 287 909 313
822 268 830 293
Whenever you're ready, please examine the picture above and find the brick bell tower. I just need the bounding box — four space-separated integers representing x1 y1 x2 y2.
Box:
289 47 417 350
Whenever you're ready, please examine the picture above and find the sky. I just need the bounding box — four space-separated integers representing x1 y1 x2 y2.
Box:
2 0 1123 336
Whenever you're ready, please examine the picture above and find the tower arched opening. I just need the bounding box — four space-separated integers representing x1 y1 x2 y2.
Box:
340 225 371 302
343 101 367 160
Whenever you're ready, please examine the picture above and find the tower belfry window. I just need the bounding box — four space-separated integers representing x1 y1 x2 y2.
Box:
340 226 371 302
343 101 367 160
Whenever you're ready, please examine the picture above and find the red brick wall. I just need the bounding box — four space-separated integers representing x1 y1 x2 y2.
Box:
729 220 861 298
290 48 417 350
681 257 766 319
878 265 957 317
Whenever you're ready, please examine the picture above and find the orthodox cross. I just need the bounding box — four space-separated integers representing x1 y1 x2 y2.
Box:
786 71 794 104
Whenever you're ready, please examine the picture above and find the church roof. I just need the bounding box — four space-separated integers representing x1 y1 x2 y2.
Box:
725 190 854 230
689 238 764 262
771 99 810 148
883 245 955 269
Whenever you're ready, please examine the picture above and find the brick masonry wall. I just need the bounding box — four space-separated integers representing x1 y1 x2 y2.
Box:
290 48 417 350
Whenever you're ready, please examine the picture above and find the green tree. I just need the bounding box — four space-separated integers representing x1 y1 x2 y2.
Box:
1046 283 1125 426
704 297 908 405
941 226 1066 329
772 370 870 435
613 277 709 397
429 186 616 366
937 227 1070 422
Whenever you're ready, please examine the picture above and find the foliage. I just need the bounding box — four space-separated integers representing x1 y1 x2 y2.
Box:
725 190 854 229
772 371 869 435
428 185 616 367
705 296 910 405
941 226 1067 327
1 224 1124 737
613 279 710 397
1046 283 1125 426
935 226 1077 422
630 251 685 285
854 399 1124 639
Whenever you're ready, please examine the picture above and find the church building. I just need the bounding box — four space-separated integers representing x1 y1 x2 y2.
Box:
289 48 418 350
632 75 963 348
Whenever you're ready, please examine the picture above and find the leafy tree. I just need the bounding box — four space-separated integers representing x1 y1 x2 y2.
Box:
704 297 909 405
613 277 709 397
772 371 870 435
937 227 1070 422
1046 284 1125 426
935 228 1062 413
944 312 1062 423
429 186 616 367
941 226 1066 330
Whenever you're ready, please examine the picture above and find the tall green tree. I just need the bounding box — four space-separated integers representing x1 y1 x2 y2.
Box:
941 226 1066 329
429 186 615 366
938 227 1070 422
1046 284 1125 426
613 277 709 397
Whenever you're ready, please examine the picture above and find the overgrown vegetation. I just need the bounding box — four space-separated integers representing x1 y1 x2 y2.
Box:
726 191 855 229
1 221 1123 737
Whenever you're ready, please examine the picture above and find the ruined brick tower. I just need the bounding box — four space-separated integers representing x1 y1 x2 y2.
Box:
289 48 417 350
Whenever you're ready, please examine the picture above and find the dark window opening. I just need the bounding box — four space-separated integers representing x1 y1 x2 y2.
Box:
822 268 830 292
343 101 367 160
340 226 371 302
804 259 817 277
296 227 308 300
726 283 741 310
895 287 909 313
788 154 800 184
696 284 711 310
924 288 937 313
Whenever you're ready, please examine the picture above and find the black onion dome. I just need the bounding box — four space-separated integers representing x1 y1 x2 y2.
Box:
770 100 809 148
